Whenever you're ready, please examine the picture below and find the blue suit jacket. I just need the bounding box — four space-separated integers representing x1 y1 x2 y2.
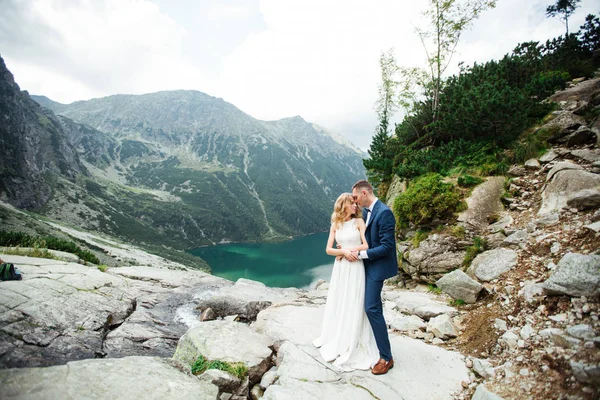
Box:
363 200 398 281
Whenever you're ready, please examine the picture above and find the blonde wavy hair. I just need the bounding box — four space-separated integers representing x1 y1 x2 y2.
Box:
331 192 362 228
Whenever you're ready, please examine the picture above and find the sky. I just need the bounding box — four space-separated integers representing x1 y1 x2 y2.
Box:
0 0 597 150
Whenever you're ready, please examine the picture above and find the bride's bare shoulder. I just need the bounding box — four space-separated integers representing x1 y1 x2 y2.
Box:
354 217 366 228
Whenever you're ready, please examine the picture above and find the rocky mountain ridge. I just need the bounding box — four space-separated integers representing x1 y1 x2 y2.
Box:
30 89 366 246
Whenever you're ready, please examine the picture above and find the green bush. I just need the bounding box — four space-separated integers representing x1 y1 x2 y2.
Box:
525 70 569 99
393 174 463 228
191 355 247 379
0 230 100 264
411 230 429 248
449 225 466 239
457 175 484 188
97 264 108 272
427 284 442 295
463 236 486 268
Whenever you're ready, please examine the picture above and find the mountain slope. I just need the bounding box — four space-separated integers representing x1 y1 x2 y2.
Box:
32 90 366 244
0 58 85 209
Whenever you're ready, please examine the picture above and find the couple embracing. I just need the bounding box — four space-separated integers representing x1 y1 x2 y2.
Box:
313 180 397 375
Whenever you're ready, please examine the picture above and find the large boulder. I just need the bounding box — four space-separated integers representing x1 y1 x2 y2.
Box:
436 269 483 304
570 148 600 163
404 234 468 283
564 126 597 147
173 320 273 384
196 278 301 321
427 314 458 340
541 253 600 297
468 248 518 282
0 356 219 400
545 161 584 182
566 188 600 211
385 174 407 208
392 291 457 320
544 111 587 144
549 77 600 105
457 176 506 233
539 166 600 216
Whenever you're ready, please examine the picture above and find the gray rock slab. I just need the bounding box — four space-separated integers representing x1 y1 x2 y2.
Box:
173 320 273 383
393 291 457 320
541 253 600 297
263 334 469 400
503 229 528 245
539 150 558 163
566 324 596 340
389 314 427 332
0 254 232 368
566 188 600 211
522 282 545 304
539 169 600 216
404 234 466 283
570 361 600 385
196 278 302 321
540 328 582 348
197 369 242 395
436 269 483 304
385 174 407 208
0 356 219 400
472 384 506 400
571 148 600 163
524 159 541 169
262 376 373 400
468 248 518 282
534 213 560 227
251 304 324 346
111 265 222 288
457 176 506 233
347 336 469 400
546 161 584 182
275 341 341 382
427 314 458 340
584 221 600 233
487 214 513 233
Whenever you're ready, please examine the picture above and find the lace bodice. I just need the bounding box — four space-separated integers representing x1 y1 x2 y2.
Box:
335 219 362 248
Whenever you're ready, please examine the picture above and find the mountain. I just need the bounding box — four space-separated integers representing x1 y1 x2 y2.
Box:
0 58 86 209
0 57 366 249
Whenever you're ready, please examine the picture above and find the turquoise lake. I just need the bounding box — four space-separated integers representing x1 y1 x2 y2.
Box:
189 232 335 288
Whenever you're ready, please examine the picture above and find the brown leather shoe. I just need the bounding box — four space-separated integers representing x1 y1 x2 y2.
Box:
371 358 394 375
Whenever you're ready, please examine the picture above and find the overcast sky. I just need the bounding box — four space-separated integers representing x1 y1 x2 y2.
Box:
0 0 597 150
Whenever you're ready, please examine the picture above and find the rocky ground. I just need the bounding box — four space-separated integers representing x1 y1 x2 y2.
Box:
1 79 599 399
392 78 600 400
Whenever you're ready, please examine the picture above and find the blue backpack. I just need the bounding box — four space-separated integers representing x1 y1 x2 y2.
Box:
0 263 22 281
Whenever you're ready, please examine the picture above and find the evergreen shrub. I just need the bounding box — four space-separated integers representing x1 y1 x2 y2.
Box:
393 174 463 228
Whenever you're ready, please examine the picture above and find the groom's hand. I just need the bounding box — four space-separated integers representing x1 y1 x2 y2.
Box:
345 250 359 262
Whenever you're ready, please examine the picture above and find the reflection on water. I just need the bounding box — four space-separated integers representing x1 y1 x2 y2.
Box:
189 232 335 288
303 263 336 289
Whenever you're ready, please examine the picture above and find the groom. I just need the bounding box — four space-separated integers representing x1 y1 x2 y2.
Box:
348 180 397 375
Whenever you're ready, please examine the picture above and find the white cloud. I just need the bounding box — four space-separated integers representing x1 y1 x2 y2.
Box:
218 0 426 148
1 0 211 99
1 0 597 150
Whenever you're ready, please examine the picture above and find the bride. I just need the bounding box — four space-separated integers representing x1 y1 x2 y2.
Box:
313 193 379 371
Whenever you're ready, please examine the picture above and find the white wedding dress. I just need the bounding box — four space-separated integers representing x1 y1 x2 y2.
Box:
313 219 379 371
